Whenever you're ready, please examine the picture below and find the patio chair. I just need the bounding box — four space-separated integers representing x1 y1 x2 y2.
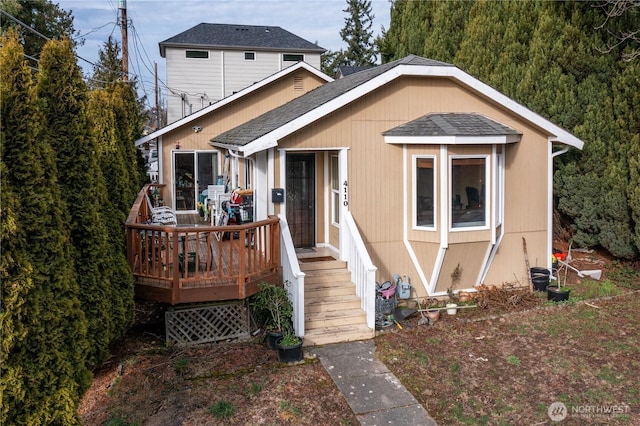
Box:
145 191 177 225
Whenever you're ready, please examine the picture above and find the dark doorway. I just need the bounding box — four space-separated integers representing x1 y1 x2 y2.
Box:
286 153 315 247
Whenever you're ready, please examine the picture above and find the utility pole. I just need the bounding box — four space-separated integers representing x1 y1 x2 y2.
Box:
155 62 160 129
119 0 128 81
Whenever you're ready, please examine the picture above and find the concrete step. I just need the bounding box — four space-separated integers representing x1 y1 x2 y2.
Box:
299 259 347 271
305 294 362 313
305 309 367 329
303 323 374 347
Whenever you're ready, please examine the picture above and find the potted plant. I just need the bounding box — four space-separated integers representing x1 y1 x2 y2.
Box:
547 279 570 302
275 328 304 363
250 281 293 349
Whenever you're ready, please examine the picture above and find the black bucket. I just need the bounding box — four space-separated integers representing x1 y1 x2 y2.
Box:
530 267 550 291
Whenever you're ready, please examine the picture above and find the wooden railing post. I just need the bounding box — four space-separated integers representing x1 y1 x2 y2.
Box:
238 228 246 299
171 227 180 304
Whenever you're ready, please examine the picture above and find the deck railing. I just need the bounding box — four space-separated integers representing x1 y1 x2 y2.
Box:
343 211 377 329
126 184 280 305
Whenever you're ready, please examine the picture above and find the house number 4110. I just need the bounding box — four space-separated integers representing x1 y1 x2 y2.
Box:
343 181 349 206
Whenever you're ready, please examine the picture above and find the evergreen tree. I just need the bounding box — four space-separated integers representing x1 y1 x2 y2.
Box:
380 0 640 259
110 81 147 206
340 0 378 66
87 88 135 337
0 0 78 68
1 30 89 425
36 37 116 367
88 35 124 90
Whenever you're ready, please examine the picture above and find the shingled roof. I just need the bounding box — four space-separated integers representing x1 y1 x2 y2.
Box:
160 23 325 57
210 54 583 155
210 55 453 149
383 113 521 137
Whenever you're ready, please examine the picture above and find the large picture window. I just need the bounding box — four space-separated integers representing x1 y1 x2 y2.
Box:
451 157 487 229
415 157 435 228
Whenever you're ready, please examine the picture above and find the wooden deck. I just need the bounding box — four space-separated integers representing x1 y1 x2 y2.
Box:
126 185 280 305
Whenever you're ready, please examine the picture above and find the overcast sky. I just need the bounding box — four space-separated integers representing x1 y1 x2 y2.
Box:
56 0 391 108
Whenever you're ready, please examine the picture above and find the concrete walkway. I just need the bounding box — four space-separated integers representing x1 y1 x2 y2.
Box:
310 340 437 425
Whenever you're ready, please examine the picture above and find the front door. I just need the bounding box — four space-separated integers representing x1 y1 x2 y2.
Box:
286 153 315 247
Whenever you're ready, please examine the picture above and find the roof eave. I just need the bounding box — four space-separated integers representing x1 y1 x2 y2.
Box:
384 134 522 145
135 62 332 147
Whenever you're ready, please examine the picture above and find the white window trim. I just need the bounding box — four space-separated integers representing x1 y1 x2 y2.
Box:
331 154 340 226
412 155 437 231
449 154 491 232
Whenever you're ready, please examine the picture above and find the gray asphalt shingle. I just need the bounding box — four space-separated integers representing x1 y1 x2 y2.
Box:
211 55 454 148
160 23 325 55
382 113 521 137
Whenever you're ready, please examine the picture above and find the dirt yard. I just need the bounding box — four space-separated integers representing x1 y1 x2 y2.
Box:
79 250 639 425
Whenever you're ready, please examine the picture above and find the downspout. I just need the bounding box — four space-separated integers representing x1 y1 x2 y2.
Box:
548 145 570 268
226 148 244 190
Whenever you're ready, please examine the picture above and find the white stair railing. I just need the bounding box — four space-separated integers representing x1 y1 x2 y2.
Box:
278 214 306 337
342 211 377 329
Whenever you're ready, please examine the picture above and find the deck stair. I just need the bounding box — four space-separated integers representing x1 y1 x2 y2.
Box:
299 258 374 346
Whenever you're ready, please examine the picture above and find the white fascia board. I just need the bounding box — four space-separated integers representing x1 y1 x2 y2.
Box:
240 63 583 154
241 67 406 155
384 135 521 145
135 62 333 148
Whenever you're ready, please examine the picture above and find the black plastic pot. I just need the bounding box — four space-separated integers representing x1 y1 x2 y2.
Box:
265 330 284 350
276 337 304 362
530 267 550 292
547 286 570 302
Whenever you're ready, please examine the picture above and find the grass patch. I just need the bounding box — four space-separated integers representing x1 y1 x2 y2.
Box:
582 279 622 299
173 358 189 375
104 411 140 426
425 336 442 345
208 400 234 419
607 262 639 289
246 382 263 396
278 400 302 419
506 355 521 366
413 350 430 366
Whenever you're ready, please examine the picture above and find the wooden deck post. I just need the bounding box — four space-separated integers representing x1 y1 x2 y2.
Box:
171 227 180 304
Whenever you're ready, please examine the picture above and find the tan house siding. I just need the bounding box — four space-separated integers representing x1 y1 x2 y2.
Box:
158 71 328 207
275 75 556 294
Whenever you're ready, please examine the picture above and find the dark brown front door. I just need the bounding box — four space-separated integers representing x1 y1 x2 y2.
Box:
286 153 315 247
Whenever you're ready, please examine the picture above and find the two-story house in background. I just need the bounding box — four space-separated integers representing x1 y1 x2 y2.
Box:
160 23 326 124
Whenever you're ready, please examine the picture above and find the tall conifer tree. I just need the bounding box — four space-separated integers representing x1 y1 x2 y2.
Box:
1 31 89 425
36 37 116 367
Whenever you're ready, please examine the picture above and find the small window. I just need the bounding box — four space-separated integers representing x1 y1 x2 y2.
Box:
244 52 255 60
415 157 435 228
186 50 209 59
283 53 304 62
451 157 487 229
331 155 340 225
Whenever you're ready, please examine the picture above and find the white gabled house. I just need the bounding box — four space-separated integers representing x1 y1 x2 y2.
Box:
160 23 326 123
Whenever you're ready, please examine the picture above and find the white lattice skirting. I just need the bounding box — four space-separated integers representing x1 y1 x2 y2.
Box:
165 301 251 345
